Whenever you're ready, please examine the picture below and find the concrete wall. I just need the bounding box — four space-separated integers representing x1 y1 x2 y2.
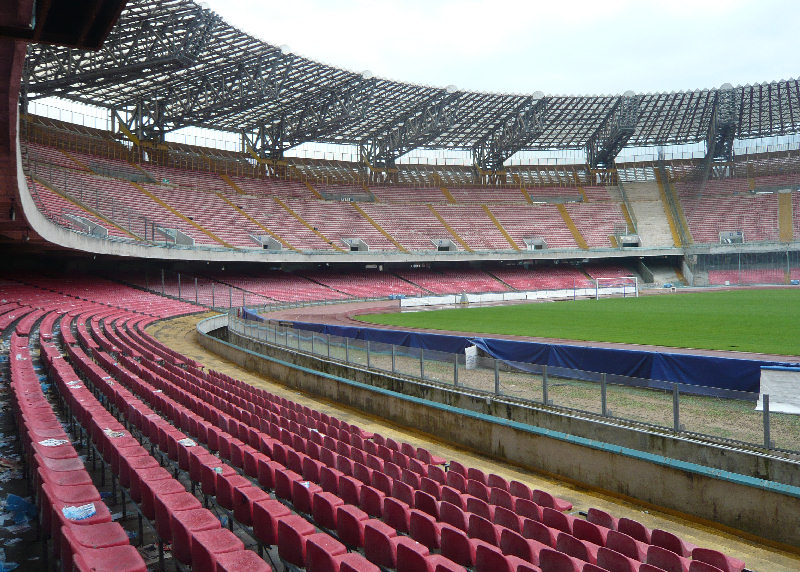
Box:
197 316 800 547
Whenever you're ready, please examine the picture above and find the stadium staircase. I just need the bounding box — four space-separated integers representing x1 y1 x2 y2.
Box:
482 205 521 250
426 205 474 251
778 190 794 242
129 182 234 248
351 203 408 252
654 167 692 246
272 197 348 252
556 204 589 249
440 187 457 204
622 180 677 247
214 191 299 251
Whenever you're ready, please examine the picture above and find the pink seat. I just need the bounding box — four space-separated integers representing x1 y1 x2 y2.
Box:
312 491 344 531
473 542 519 572
538 547 585 571
493 505 522 533
440 526 483 568
439 501 468 532
292 479 323 514
215 549 272 571
359 485 386 518
466 496 494 520
541 506 574 534
509 480 533 501
409 509 443 550
467 513 501 546
153 490 201 541
691 547 745 572
395 537 432 571
586 507 618 531
383 497 412 534
532 489 572 512
305 532 348 572
233 485 270 526
336 505 370 549
688 561 728 572
606 529 648 561
651 529 697 558
170 508 221 565
499 528 548 566
338 553 381 572
521 518 556 549
191 528 244 572
618 517 651 544
60 522 129 572
596 546 640 572
556 532 600 564
646 545 690 572
363 519 402 569
572 519 608 547
216 474 251 511
71 545 147 572
277 514 317 567
516 498 542 522
252 499 292 546
489 487 514 510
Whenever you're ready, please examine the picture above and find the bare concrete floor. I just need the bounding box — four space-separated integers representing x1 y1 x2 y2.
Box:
148 312 800 571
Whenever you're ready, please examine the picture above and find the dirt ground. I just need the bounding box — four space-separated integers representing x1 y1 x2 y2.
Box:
148 311 800 571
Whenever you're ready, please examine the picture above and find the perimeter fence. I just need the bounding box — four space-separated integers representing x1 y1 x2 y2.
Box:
228 315 800 457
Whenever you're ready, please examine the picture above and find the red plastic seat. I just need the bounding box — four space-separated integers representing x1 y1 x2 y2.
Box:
409 509 443 550
336 504 370 549
586 507 618 531
140 478 187 520
154 490 201 542
439 501 468 532
572 519 609 547
170 508 222 565
493 505 522 533
364 520 423 570
688 561 728 572
515 498 542 522
474 542 523 572
312 491 344 531
252 499 292 546
338 475 363 506
467 513 501 546
606 529 648 561
532 489 572 512
646 545 690 572
556 532 600 564
191 528 244 572
466 497 494 520
359 485 386 518
440 487 467 510
216 549 272 571
509 480 533 501
522 518 558 548
499 528 548 566
489 487 514 510
292 479 323 514
274 468 303 502
395 538 432 571
691 547 746 572
651 528 697 558
60 522 129 572
305 532 348 572
538 547 585 571
414 490 440 519
596 546 640 572
277 514 317 567
541 506 574 534
71 545 147 572
338 553 381 572
618 517 651 544
233 485 270 525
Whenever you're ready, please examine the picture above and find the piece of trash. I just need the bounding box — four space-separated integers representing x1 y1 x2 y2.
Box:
2 525 30 535
37 439 69 447
213 467 223 474
61 503 96 521
99 492 112 499
126 530 137 541
111 512 123 521
300 481 311 489
2 538 21 547
4 495 35 525
102 428 125 439
177 438 196 447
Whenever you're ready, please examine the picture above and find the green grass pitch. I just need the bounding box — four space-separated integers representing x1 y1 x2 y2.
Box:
358 289 800 356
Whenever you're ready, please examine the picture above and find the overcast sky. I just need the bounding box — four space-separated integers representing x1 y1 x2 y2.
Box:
202 0 797 96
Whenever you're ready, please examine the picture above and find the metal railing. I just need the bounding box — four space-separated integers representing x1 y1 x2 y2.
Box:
228 315 799 457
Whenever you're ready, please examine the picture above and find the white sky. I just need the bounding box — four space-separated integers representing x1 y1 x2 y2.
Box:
203 0 798 96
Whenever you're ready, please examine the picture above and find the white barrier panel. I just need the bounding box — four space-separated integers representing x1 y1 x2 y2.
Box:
400 287 629 307
757 367 800 414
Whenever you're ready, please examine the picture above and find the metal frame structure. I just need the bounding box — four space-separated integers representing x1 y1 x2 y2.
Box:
21 0 800 172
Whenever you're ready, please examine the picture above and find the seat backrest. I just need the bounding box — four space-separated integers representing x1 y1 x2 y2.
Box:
440 501 468 531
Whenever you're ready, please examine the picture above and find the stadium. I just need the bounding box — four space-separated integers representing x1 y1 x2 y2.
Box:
0 0 799 570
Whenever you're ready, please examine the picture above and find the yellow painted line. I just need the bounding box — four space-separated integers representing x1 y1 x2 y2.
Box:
129 182 235 248
557 204 589 249
215 192 298 251
521 188 533 204
32 176 142 241
427 204 473 252
609 235 619 248
578 186 589 202
620 203 635 234
778 191 794 242
58 149 91 171
352 203 407 252
654 171 683 248
220 174 246 195
482 204 519 250
303 180 324 199
440 187 457 204
273 197 347 252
